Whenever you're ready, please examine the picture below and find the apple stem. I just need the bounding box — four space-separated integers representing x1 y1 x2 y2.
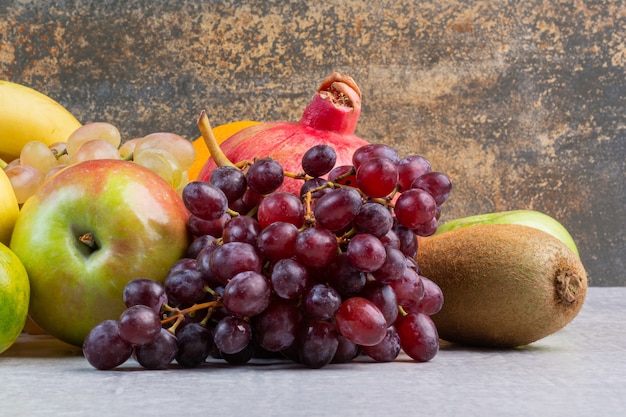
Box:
198 110 236 168
78 232 98 250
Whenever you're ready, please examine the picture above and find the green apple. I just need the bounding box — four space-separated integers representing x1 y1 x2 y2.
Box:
10 159 190 347
436 209 579 258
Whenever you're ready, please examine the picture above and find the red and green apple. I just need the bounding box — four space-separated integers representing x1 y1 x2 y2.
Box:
10 159 190 346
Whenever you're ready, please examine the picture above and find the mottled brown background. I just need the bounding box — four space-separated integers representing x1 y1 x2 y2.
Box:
1 0 624 285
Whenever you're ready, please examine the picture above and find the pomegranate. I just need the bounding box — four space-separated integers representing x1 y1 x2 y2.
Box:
197 72 371 195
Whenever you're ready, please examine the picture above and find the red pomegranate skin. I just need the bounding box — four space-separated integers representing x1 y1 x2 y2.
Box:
198 73 371 195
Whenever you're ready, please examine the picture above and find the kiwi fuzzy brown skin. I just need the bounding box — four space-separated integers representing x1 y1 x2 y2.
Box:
416 223 588 348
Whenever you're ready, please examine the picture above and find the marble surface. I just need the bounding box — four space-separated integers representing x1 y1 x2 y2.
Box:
1 1 624 285
1 287 625 417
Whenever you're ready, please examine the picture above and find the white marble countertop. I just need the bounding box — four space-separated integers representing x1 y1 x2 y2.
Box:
1 287 624 417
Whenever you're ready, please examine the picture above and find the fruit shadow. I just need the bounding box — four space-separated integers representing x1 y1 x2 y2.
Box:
437 339 556 353
2 334 83 358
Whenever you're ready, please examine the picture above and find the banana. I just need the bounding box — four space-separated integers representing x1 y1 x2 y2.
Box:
435 209 580 258
0 80 82 163
0 167 19 245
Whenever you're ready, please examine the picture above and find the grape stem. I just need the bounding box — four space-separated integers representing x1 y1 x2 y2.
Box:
301 177 396 227
235 159 254 169
337 227 357 244
198 110 236 168
284 171 311 181
161 299 224 330
52 148 68 160
333 166 357 183
302 190 316 225
226 208 240 217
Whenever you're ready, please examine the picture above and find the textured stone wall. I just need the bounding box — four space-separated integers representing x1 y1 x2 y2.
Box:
1 0 624 285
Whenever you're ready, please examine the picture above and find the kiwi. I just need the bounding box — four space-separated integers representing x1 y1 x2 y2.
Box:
416 223 588 348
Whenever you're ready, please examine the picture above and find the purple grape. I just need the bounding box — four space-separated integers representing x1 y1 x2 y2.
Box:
313 187 362 232
301 144 337 177
221 342 255 365
256 191 305 228
253 299 302 352
270 258 310 300
302 283 342 320
195 244 221 287
394 188 437 229
164 267 207 307
397 155 431 191
406 276 444 316
186 235 217 258
353 202 394 238
175 322 212 368
182 181 228 221
246 157 284 195
257 222 299 261
123 278 167 313
332 334 361 363
361 326 401 362
411 171 452 205
393 223 419 258
209 165 247 203
325 253 367 298
356 157 399 198
222 215 262 244
118 305 162 346
83 320 133 370
187 213 230 238
372 246 407 284
135 328 178 369
389 267 425 310
412 216 439 237
352 143 399 169
360 282 399 326
347 233 387 272
335 297 387 347
222 271 271 318
209 242 263 285
295 227 338 268
396 312 439 362
213 316 252 355
297 320 339 369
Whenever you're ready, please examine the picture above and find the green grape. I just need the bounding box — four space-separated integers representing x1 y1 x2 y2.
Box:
20 141 59 174
134 132 196 171
66 122 121 156
4 164 44 204
71 139 122 163
118 137 143 159
134 148 183 188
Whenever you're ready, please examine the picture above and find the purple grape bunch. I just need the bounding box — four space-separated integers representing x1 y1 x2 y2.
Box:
83 143 451 370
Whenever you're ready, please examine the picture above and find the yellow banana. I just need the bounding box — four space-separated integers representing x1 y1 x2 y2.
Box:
0 167 19 245
0 80 82 163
